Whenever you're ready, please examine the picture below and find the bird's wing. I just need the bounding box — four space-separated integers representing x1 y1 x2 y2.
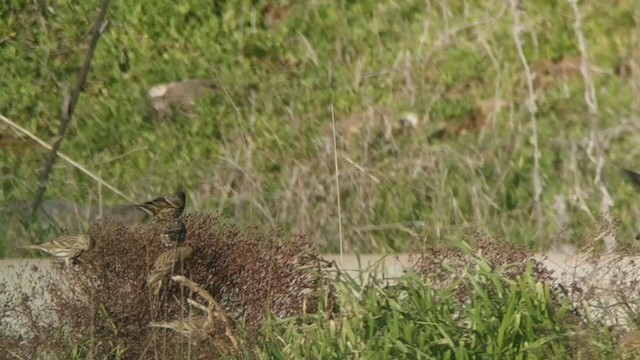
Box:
20 244 48 251
53 235 90 250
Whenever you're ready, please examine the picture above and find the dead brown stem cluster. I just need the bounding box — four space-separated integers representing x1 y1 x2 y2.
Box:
414 228 554 303
2 212 336 358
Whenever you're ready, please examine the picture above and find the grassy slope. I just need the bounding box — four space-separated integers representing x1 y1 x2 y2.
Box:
1 1 640 254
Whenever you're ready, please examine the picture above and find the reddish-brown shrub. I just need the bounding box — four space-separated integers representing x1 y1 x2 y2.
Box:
2 212 335 358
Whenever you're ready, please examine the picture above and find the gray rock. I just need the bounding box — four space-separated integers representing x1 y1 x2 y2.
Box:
147 79 218 116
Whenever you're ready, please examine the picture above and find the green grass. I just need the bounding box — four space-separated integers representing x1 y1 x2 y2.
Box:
3 0 640 253
255 251 619 360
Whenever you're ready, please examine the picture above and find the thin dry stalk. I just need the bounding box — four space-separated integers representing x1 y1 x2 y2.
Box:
509 0 544 234
475 31 505 134
31 0 112 218
331 104 344 265
0 114 133 203
340 154 380 184
567 0 614 214
569 143 593 219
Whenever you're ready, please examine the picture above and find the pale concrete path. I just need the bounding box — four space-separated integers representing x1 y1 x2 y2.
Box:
0 250 609 290
321 253 415 282
0 258 64 338
3 249 640 335
0 250 630 290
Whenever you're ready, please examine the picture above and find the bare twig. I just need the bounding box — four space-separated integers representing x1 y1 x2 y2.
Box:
171 276 216 306
567 0 613 214
0 114 133 203
31 0 112 219
171 275 239 351
509 0 544 234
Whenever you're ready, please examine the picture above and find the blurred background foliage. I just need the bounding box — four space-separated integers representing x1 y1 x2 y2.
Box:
1 0 640 255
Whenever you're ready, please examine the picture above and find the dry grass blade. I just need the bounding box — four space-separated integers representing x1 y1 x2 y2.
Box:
567 0 613 214
0 114 133 203
508 0 543 232
171 275 239 351
330 104 344 265
31 0 113 217
148 316 209 336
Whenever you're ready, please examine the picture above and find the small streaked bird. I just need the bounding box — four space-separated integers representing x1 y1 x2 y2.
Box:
136 191 186 222
160 217 187 247
20 234 94 265
148 315 209 337
145 246 193 295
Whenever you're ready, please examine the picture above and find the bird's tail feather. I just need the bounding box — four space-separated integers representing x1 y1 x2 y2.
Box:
20 244 45 251
135 203 155 216
148 322 171 329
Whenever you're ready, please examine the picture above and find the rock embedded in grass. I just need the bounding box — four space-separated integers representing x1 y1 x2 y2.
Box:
147 79 218 117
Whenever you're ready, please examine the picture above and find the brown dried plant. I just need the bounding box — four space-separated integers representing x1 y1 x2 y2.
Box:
2 212 335 358
148 275 239 354
414 228 554 303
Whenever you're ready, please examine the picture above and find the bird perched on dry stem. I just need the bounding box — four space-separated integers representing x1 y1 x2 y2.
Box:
160 217 187 247
136 191 186 222
148 315 209 338
20 234 94 265
145 246 193 295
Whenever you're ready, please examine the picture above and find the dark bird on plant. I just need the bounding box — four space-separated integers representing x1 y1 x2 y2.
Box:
136 191 186 222
145 246 193 295
20 234 94 265
160 217 187 247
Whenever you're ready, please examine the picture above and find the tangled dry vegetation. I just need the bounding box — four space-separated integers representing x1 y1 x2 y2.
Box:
2 212 336 358
414 216 640 348
414 228 556 304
